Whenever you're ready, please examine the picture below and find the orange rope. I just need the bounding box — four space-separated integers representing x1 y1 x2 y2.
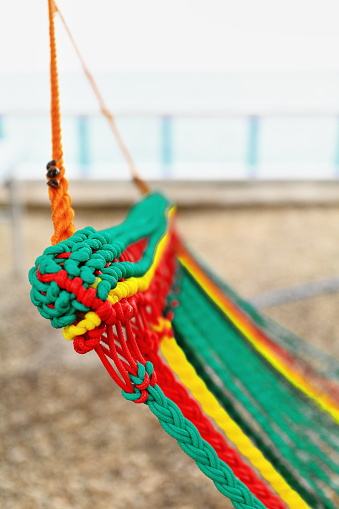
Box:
47 0 75 245
53 0 150 195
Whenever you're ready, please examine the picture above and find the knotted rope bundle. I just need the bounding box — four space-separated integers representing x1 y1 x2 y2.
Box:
29 192 292 508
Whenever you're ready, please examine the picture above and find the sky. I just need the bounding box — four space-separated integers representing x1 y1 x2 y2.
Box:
2 0 339 73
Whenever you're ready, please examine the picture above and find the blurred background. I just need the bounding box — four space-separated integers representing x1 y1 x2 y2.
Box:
1 1 339 508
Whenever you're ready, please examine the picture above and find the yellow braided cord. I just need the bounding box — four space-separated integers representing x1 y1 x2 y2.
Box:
179 253 339 425
160 330 311 509
63 214 172 341
63 311 101 340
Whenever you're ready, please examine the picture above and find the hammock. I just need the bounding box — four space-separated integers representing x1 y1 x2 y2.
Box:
29 3 339 508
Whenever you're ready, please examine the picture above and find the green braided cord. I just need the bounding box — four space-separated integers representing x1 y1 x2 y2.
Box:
29 192 172 328
122 362 266 509
172 268 338 509
198 249 339 380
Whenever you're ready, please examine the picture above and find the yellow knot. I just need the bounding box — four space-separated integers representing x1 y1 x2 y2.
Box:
63 311 101 341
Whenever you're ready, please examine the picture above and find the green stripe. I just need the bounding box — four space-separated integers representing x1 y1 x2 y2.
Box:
172 266 338 509
194 246 339 380
173 325 324 509
180 261 339 456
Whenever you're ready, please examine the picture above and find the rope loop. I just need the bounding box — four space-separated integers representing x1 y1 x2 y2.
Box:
122 362 157 404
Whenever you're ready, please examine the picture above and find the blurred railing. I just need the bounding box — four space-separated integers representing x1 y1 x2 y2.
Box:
1 110 339 180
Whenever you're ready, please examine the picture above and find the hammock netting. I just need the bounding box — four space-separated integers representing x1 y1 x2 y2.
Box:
29 191 339 509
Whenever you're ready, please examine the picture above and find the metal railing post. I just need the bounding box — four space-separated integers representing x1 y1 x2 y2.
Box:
8 176 25 279
77 115 90 176
161 115 173 178
247 115 260 178
0 115 5 139
334 116 339 177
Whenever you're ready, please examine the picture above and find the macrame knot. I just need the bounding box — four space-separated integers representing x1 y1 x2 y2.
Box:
122 362 157 404
73 326 104 354
115 300 135 323
29 226 138 329
95 300 117 324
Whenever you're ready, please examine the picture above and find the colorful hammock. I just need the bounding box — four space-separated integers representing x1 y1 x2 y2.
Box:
29 3 339 508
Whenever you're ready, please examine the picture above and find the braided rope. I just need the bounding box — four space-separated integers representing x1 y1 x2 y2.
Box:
122 362 266 509
47 0 75 245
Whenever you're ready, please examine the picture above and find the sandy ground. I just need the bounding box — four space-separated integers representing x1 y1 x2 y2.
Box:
1 203 339 509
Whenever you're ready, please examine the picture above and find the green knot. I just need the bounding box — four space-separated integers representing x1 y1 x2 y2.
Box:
122 362 156 403
28 226 136 328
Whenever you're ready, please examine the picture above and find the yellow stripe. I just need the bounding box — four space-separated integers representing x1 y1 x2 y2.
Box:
160 332 311 509
179 251 339 425
63 207 175 341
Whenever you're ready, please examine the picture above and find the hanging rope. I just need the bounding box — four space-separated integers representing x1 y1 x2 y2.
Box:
52 0 150 195
47 0 75 244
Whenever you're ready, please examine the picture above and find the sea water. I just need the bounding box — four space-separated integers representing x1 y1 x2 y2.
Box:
1 72 339 180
